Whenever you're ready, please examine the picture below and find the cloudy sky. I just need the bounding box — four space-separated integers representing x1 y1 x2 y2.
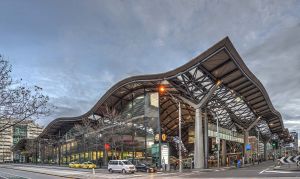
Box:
0 0 299 132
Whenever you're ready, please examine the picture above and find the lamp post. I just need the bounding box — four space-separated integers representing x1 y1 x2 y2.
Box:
216 113 220 168
159 85 182 172
257 130 259 160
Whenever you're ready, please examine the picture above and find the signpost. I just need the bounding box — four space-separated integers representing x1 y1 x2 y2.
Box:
161 143 170 171
246 144 251 151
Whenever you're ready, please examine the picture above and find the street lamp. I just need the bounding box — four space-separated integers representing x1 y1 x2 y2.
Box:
159 85 183 172
216 113 220 168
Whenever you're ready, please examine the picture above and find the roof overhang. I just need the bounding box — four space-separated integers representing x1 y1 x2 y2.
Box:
39 37 284 140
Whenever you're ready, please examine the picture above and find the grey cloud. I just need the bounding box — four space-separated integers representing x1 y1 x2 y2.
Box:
244 24 300 124
0 0 299 127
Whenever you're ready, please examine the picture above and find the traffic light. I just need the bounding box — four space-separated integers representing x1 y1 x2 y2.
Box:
272 141 278 149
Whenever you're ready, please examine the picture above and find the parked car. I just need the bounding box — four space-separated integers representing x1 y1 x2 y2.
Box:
135 163 156 173
69 161 81 168
108 160 136 174
81 161 96 169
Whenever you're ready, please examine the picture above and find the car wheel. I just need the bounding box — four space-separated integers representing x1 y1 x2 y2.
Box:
131 171 135 174
108 168 113 173
122 169 126 174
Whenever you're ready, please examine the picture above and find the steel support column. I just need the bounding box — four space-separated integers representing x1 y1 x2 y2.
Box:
204 110 209 169
264 142 267 161
221 139 226 166
194 108 204 169
244 130 249 163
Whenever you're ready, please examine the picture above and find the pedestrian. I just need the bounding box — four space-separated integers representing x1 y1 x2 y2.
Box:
175 160 178 170
237 159 241 168
162 157 166 171
192 159 194 169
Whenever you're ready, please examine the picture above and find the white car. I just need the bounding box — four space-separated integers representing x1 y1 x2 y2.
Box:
108 160 136 174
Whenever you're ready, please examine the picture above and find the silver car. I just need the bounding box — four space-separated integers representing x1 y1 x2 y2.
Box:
108 160 136 174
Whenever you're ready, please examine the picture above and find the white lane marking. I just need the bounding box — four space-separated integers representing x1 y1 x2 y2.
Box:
0 170 31 179
15 166 87 175
259 167 269 174
263 170 295 174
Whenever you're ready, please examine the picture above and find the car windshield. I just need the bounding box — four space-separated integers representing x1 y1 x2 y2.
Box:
122 161 132 165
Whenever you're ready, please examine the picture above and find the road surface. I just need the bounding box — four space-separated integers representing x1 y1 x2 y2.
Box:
1 160 300 179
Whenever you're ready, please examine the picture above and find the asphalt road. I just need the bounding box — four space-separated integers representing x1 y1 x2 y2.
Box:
155 160 300 179
0 167 66 179
1 160 300 179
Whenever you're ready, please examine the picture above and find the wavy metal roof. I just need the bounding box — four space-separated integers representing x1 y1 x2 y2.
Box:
39 37 284 141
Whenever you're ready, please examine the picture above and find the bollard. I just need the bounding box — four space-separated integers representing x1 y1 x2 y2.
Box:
92 168 95 175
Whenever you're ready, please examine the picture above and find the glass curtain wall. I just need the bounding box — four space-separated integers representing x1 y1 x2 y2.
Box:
103 92 160 165
42 92 160 167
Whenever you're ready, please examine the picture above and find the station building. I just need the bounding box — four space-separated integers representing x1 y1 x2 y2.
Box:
13 37 288 168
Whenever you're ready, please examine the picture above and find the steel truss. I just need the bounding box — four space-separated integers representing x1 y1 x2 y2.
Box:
166 63 272 141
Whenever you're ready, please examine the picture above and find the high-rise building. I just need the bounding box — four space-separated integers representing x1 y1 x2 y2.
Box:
0 120 43 162
290 131 298 153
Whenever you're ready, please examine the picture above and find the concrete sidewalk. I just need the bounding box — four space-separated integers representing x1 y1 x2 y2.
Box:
0 160 274 179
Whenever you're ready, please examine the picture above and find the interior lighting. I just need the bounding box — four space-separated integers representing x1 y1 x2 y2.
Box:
236 96 241 102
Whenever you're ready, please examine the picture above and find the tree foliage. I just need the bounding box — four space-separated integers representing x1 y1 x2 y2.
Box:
0 55 50 132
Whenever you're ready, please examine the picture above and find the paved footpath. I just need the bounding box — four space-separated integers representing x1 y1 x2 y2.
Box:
1 160 300 179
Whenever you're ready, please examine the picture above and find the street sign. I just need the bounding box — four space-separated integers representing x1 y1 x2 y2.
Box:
162 134 167 141
246 144 251 151
161 144 169 165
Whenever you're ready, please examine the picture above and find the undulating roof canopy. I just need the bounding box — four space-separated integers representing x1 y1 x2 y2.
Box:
39 37 285 142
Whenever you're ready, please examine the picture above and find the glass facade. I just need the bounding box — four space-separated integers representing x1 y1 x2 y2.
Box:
38 92 245 168
13 125 27 145
40 92 160 166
